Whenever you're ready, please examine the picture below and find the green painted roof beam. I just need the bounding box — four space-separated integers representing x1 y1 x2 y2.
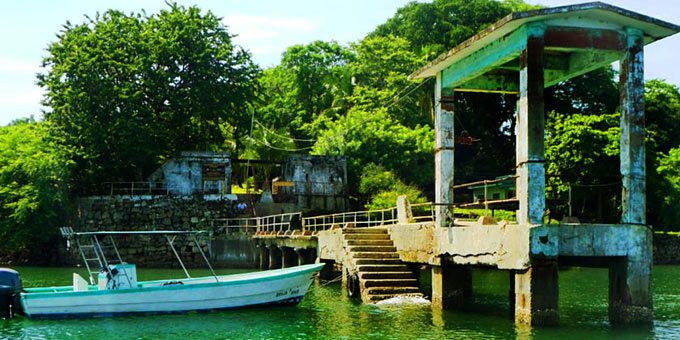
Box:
441 24 530 90
456 73 520 94
545 50 622 87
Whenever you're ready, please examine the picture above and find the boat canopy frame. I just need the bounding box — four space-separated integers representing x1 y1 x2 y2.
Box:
59 227 219 285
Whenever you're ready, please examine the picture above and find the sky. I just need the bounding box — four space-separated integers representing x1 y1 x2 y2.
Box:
0 0 678 125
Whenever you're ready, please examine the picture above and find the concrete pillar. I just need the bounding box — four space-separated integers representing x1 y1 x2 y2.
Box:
397 195 414 224
434 73 455 228
268 245 281 269
295 248 305 266
282 247 296 268
513 261 559 326
608 228 653 323
620 28 646 225
431 262 472 309
259 245 270 270
516 23 546 225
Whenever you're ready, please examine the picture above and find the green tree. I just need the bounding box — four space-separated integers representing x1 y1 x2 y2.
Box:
544 111 621 221
312 108 434 193
359 163 427 210
39 4 259 192
656 148 680 231
0 121 73 256
279 41 354 138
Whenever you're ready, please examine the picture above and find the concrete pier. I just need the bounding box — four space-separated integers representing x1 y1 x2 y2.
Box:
255 3 678 327
431 262 471 309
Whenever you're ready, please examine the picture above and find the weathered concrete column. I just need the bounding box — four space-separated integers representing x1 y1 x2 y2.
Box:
397 195 414 224
513 25 559 327
513 261 559 326
620 27 646 226
282 247 296 268
268 245 282 269
295 248 305 266
431 261 472 309
258 245 270 270
516 23 546 226
607 27 652 325
434 73 455 228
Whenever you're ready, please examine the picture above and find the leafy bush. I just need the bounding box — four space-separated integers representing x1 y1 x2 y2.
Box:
0 121 73 254
359 163 426 210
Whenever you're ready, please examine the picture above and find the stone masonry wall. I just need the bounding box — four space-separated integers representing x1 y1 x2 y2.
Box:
72 195 237 268
653 233 680 265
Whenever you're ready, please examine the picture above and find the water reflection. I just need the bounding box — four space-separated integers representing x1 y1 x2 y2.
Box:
1 266 678 339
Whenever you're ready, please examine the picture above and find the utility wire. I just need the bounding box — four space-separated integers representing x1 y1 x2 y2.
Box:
254 119 316 142
248 136 314 152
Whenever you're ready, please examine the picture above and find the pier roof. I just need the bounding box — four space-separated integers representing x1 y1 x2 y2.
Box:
410 2 680 92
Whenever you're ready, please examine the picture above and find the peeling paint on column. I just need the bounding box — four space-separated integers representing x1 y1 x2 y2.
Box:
435 72 455 228
620 28 646 225
516 24 546 226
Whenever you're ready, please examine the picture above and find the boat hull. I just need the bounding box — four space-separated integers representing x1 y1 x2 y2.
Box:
20 263 323 319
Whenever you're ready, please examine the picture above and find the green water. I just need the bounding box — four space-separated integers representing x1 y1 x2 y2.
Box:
1 266 679 339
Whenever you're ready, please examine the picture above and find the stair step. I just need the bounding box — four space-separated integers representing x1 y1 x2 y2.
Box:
354 258 403 265
349 246 397 252
347 240 394 246
362 279 418 288
343 228 388 234
352 252 399 259
360 272 415 280
344 234 391 240
366 286 422 295
357 265 410 272
367 293 424 302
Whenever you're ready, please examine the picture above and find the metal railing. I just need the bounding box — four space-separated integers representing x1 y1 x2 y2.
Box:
411 202 436 223
210 203 435 235
211 212 302 234
302 207 399 232
258 212 302 233
211 217 260 234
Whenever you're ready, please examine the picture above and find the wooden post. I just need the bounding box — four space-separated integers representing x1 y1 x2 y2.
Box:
435 72 455 228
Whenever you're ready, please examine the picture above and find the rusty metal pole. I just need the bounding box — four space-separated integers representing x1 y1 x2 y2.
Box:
434 72 455 228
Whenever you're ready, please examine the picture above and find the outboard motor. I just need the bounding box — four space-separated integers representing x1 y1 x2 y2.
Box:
0 268 22 319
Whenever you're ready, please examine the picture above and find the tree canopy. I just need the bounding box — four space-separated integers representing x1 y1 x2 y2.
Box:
0 121 73 256
39 4 259 192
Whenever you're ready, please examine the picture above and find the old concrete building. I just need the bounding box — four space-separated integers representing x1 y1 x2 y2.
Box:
279 155 347 212
148 151 232 198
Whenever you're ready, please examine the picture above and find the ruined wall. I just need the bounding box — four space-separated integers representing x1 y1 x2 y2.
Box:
653 233 680 264
282 155 347 212
72 196 258 268
147 151 232 196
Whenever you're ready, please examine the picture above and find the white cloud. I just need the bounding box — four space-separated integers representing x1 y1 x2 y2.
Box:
223 14 319 66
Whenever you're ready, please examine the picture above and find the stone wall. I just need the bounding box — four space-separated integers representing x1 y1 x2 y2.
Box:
72 195 251 268
653 233 680 265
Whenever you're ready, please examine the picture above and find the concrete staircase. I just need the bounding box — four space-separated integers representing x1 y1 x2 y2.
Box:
343 227 423 303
